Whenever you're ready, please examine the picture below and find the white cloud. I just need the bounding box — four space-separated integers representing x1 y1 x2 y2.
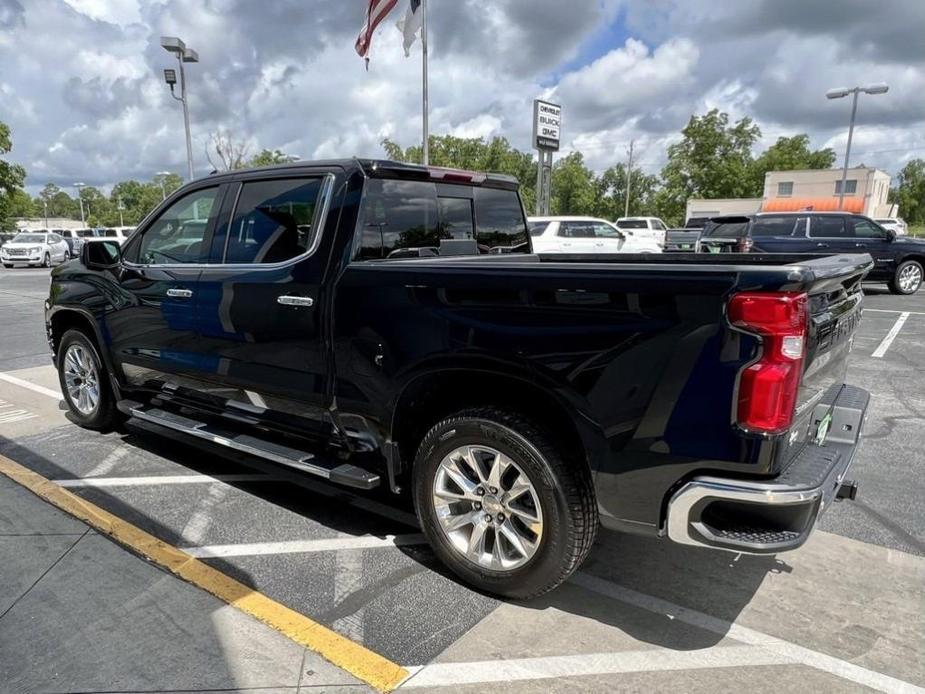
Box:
1 0 923 197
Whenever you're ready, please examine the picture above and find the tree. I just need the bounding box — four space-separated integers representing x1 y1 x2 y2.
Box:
657 109 761 225
593 163 659 220
549 151 597 216
750 134 835 193
206 129 250 171
890 159 925 226
248 149 297 167
0 121 27 229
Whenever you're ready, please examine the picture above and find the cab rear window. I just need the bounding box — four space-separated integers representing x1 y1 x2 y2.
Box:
356 179 528 259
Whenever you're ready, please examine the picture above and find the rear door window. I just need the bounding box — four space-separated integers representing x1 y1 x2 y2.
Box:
809 216 848 238
224 178 325 264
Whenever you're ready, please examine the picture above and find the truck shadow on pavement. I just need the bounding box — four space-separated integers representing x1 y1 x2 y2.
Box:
1 425 791 666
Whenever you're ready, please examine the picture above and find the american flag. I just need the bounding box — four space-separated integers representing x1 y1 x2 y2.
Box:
355 0 399 59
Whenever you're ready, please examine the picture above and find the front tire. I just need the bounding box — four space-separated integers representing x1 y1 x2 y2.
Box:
57 329 118 430
42 252 51 268
889 260 923 295
413 408 598 599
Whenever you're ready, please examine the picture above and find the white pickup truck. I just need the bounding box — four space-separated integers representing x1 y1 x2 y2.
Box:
615 216 668 247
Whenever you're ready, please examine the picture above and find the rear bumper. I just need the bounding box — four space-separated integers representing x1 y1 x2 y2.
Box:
665 384 869 554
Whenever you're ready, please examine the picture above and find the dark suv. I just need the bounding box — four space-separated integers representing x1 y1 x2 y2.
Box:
700 212 924 294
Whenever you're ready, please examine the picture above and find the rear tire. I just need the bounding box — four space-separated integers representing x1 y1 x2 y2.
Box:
889 260 923 295
57 329 118 430
413 407 598 599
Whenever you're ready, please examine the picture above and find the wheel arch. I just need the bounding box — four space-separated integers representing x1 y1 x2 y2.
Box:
389 365 599 482
48 308 121 395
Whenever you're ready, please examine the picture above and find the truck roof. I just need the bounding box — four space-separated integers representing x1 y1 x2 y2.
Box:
204 158 520 190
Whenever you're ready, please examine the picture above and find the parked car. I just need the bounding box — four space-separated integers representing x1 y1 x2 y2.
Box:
2 231 70 268
664 226 702 252
698 211 924 294
57 229 87 256
0 231 16 249
94 227 132 244
529 216 662 254
614 216 668 247
874 218 906 236
47 159 870 598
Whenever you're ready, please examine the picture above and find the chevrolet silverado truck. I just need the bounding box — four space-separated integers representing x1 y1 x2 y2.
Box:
46 159 872 598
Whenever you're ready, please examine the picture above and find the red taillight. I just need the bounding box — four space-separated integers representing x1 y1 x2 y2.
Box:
728 291 808 434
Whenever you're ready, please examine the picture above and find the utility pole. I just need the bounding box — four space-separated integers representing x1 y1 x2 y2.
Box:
73 182 86 226
624 139 634 218
117 197 125 227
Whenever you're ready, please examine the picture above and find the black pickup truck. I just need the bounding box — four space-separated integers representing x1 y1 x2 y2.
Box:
46 159 872 598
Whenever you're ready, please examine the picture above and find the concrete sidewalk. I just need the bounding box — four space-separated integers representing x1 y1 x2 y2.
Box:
0 474 368 694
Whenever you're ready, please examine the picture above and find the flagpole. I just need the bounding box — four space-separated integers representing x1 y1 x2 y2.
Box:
421 0 429 165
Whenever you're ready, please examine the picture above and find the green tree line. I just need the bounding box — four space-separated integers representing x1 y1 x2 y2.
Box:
3 113 924 230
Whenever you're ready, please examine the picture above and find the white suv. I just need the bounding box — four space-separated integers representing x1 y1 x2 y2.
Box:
615 216 668 247
528 217 662 254
1 231 71 268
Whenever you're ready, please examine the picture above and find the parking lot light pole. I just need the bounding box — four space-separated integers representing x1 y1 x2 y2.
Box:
155 171 171 200
826 83 889 210
73 182 86 226
160 36 198 182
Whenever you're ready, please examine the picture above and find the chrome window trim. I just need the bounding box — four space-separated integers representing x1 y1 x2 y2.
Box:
122 173 335 271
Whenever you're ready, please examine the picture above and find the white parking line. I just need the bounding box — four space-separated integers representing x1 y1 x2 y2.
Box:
872 312 910 358
0 372 62 399
0 399 37 424
571 572 923 694
866 308 925 316
184 533 427 559
401 645 791 688
55 473 282 487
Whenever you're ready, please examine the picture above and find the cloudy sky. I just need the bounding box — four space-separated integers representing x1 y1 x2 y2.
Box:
1 0 923 194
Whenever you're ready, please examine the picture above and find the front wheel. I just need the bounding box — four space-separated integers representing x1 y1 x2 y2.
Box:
42 252 51 268
413 408 598 599
889 260 923 295
57 329 119 430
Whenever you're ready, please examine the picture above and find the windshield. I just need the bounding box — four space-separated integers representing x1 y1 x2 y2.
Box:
76 229 96 237
617 220 648 229
12 234 46 243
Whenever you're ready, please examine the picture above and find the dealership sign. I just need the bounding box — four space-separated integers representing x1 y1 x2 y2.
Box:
533 99 561 151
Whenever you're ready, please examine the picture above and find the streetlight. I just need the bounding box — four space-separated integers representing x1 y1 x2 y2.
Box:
155 171 172 200
161 36 198 182
826 82 889 209
73 182 86 226
116 197 125 227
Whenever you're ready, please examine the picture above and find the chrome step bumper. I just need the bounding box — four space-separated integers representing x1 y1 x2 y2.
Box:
665 385 869 554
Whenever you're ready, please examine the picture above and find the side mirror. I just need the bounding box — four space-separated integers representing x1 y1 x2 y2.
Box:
887 229 897 241
81 239 122 269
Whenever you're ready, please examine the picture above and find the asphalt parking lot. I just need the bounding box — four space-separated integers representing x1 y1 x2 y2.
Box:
1 265 923 693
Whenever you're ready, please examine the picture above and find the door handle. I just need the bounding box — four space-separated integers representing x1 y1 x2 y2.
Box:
854 243 868 248
166 288 193 298
815 243 829 248
277 295 314 307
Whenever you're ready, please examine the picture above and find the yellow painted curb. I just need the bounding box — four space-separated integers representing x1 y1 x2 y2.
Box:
0 454 409 692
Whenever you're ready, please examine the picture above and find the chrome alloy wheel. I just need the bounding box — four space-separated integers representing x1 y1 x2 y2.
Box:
432 445 544 571
63 343 100 415
899 264 922 293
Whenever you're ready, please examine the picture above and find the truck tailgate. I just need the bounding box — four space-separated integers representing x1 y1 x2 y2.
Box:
794 254 868 422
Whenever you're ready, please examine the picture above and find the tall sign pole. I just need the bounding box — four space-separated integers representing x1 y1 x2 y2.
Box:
624 139 634 217
533 99 561 215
